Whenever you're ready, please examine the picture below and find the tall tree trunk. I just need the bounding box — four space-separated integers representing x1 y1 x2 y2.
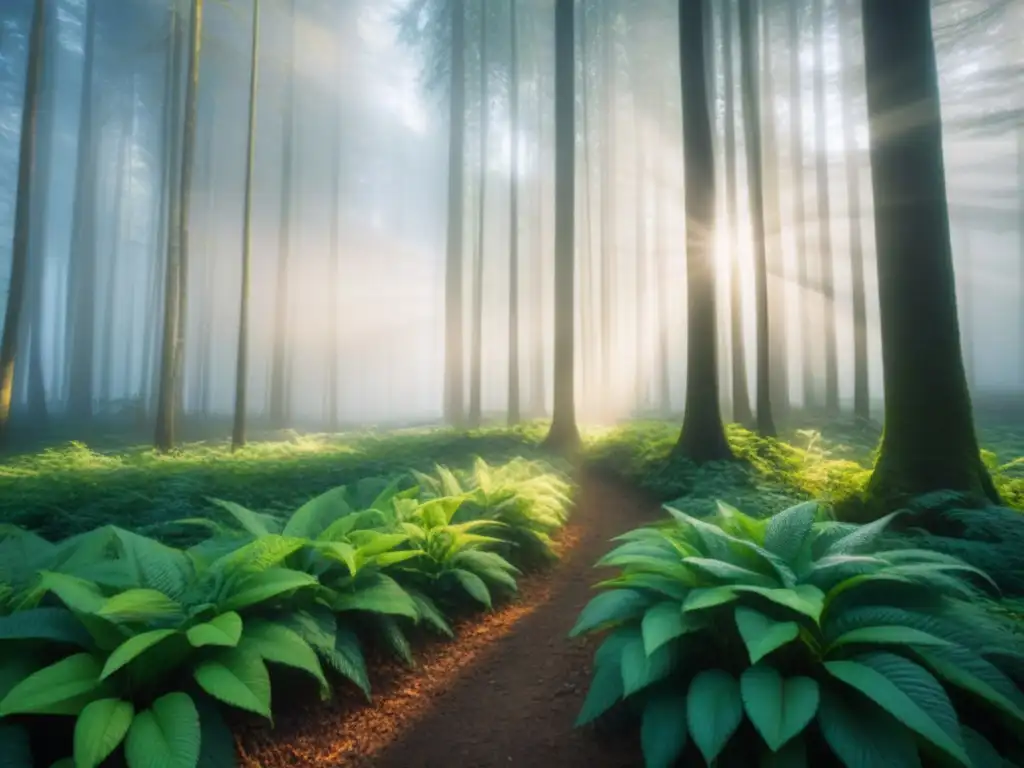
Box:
578 4 594 410
155 0 203 452
760 4 789 421
633 89 647 411
674 0 733 462
444 0 467 425
958 222 976 390
812 0 838 414
269 0 296 428
787 0 813 411
529 28 545 417
0 0 45 444
861 0 997 511
65 0 98 420
100 111 131 407
326 10 341 433
722 0 753 425
507 0 521 425
838 0 869 420
599 0 617 410
655 87 670 411
739 0 775 437
541 0 580 452
232 0 259 451
468 0 488 427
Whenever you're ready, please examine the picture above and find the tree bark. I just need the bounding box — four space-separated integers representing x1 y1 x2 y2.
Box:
674 0 734 462
326 5 341 433
507 0 521 425
468 0 489 427
541 0 580 452
599 0 617 410
861 0 997 510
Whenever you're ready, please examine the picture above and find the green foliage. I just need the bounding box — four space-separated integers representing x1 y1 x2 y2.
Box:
571 499 1024 767
0 454 573 768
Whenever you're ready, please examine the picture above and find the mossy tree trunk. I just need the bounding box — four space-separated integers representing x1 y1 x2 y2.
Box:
861 0 998 511
541 0 580 453
674 0 734 463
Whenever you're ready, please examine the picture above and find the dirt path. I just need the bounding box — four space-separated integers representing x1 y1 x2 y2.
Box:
238 473 657 768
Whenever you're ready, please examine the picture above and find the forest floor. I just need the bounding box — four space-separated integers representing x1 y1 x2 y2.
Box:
236 472 654 768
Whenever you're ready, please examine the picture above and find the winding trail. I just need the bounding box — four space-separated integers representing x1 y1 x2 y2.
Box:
238 473 657 768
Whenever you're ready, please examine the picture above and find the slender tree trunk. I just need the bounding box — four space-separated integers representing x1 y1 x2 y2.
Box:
633 90 647 411
838 0 869 420
0 0 45 444
232 0 259 451
861 0 997 511
507 0 521 425
675 0 733 462
65 0 98 420
579 4 594 410
788 0 813 412
541 0 580 452
269 0 296 428
155 0 203 452
100 111 131 407
760 4 789 421
444 0 467 425
812 0 838 414
529 32 545 417
739 0 775 436
958 222 976 390
599 0 617 410
468 0 489 427
326 10 341 433
722 0 753 425
655 87 671 411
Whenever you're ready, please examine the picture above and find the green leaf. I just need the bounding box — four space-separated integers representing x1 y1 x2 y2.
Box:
961 725 1008 768
827 625 953 653
620 635 674 696
186 613 243 649
208 498 274 537
763 502 818 561
124 692 200 768
313 541 358 576
35 572 106 614
283 487 352 539
682 586 737 612
241 620 329 695
734 607 800 665
450 569 492 608
825 653 970 766
73 698 134 768
332 573 419 618
739 665 819 752
220 568 318 612
575 663 623 727
641 601 699 655
682 557 779 586
640 691 688 768
97 589 184 624
0 653 102 716
912 645 1024 724
0 607 92 647
322 626 370 699
193 649 272 719
817 686 921 768
101 629 179 680
733 585 824 623
824 511 902 556
686 669 743 765
0 722 33 768
570 589 651 636
195 695 237 768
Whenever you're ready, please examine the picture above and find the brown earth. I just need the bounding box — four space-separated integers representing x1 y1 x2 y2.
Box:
236 473 658 768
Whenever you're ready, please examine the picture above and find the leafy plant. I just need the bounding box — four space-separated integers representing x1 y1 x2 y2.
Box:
571 499 1024 767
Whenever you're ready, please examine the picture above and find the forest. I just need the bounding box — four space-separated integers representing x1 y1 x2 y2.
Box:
0 0 1023 766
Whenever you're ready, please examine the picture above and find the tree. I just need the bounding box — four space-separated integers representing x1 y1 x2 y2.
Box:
861 0 998 510
155 0 203 452
468 0 489 428
0 0 45 444
232 0 260 451
674 0 733 462
541 0 580 452
507 0 521 425
738 0 775 437
444 0 467 426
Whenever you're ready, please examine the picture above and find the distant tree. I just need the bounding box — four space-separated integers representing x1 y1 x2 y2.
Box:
674 0 733 462
507 0 522 426
232 0 260 451
0 0 45 445
541 0 580 452
738 0 775 437
861 0 998 510
468 0 489 428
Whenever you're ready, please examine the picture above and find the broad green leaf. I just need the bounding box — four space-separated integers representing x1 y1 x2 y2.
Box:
734 607 800 665
825 654 970 766
450 569 492 608
739 665 819 751
733 585 824 623
220 568 318 612
682 557 778 586
0 653 102 716
195 695 236 768
124 692 200 768
912 645 1024 724
208 498 273 537
101 629 178 680
97 589 184 624
817 686 921 768
682 586 737 612
321 626 370 699
620 635 674 696
641 691 688 768
824 511 902 556
283 487 352 539
686 669 743 764
827 625 953 653
961 725 1008 768
332 573 419 618
575 663 623 727
35 572 106 614
0 607 92 647
312 541 358 576
241 620 329 694
570 590 651 636
193 649 272 719
0 722 32 768
763 502 818 561
73 698 134 768
186 613 243 649
641 601 698 655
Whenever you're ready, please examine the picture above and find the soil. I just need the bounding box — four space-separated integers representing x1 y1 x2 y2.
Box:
237 472 659 768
